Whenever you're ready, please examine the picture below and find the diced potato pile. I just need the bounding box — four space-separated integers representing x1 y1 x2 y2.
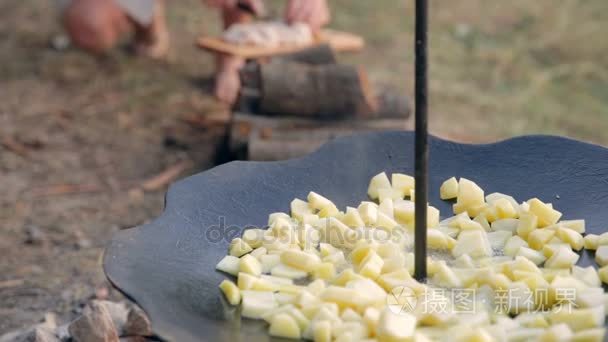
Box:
216 172 608 341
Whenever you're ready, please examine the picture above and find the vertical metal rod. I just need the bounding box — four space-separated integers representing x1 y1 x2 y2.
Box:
414 0 428 281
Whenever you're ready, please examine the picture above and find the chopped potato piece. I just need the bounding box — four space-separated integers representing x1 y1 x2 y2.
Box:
377 212 399 231
378 198 395 218
332 268 365 286
240 254 262 276
394 200 415 224
341 308 362 321
491 218 520 233
281 250 321 272
545 245 579 269
250 247 267 259
342 206 365 228
241 290 277 319
290 198 311 222
460 219 485 231
358 250 384 279
426 206 440 228
313 320 332 342
427 229 452 250
494 198 518 219
539 323 573 342
358 201 379 226
473 214 492 231
268 213 290 226
560 219 586 234
585 234 600 250
595 246 608 266
368 172 392 200
379 188 404 203
487 231 513 250
269 313 301 339
598 232 608 247
377 309 417 342
549 306 605 332
237 272 258 290
516 213 538 239
599 265 608 285
320 286 366 310
260 254 280 273
271 263 308 279
230 238 253 257
516 246 546 266
528 229 556 250
571 328 606 342
486 192 519 211
320 217 358 249
242 228 265 248
312 262 336 280
527 198 562 227
440 177 459 200
556 227 584 251
392 173 415 194
382 254 406 274
456 178 485 209
453 230 492 258
219 279 241 305
216 255 240 276
541 243 567 259
432 261 462 288
308 192 334 210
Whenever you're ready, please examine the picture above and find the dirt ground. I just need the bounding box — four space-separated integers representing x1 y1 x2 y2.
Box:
2 0 607 334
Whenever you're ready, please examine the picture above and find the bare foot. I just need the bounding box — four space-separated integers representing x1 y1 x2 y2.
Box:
134 0 169 59
135 28 169 59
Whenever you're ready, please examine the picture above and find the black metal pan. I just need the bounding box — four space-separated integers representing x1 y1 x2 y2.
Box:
104 132 608 341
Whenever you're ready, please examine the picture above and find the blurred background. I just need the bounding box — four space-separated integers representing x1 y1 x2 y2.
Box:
1 0 607 334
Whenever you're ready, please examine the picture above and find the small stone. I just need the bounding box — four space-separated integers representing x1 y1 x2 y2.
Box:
94 286 110 300
127 188 145 204
25 327 59 342
42 312 57 328
99 301 129 334
74 231 91 249
24 225 45 245
51 35 70 51
55 324 71 341
68 301 119 342
124 306 152 337
0 313 59 342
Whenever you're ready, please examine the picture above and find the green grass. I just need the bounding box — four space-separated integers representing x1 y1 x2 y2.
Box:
329 0 608 144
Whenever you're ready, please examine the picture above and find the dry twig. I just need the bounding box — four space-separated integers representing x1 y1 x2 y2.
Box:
140 160 193 192
1 136 30 158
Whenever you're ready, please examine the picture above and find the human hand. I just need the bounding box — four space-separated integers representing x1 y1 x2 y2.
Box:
204 0 265 16
284 0 330 32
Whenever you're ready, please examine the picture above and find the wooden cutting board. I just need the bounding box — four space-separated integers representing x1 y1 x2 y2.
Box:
197 29 364 58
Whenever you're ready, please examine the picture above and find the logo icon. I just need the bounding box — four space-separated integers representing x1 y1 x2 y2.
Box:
387 286 418 314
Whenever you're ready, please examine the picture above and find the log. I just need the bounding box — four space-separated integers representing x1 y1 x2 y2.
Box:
248 136 326 161
258 61 378 118
229 112 410 160
238 60 409 119
274 44 337 65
